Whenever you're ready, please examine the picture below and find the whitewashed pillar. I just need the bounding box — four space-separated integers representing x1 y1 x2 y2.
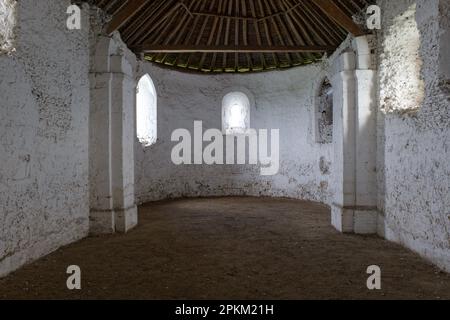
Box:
331 52 357 233
353 36 378 234
89 37 137 234
331 35 378 234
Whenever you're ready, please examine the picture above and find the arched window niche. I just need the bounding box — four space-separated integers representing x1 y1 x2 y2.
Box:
222 91 251 135
136 74 157 147
314 77 333 144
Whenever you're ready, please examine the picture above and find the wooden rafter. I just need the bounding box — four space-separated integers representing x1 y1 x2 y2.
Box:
312 0 365 36
134 45 335 53
106 0 148 35
94 0 372 73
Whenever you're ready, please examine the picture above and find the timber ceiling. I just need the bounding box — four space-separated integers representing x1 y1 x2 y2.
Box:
92 0 372 73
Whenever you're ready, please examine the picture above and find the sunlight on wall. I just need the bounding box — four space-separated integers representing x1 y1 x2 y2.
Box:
0 0 17 54
380 3 425 114
136 74 157 146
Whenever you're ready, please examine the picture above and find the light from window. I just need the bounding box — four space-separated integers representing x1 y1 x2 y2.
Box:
222 91 250 135
380 3 424 113
0 0 17 54
136 74 157 146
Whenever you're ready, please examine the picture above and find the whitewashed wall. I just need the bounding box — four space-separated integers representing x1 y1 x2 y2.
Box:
0 0 90 276
135 62 334 205
1 0 448 278
377 0 450 271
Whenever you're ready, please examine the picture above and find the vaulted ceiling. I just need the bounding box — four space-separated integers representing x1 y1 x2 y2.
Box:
92 0 372 73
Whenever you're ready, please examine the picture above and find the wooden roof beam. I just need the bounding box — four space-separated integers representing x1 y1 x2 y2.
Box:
106 0 148 35
134 45 335 53
312 0 365 37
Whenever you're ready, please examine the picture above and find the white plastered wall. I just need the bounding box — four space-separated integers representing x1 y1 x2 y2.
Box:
0 0 90 277
134 61 336 205
377 0 450 272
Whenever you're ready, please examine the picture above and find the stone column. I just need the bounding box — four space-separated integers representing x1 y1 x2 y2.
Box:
331 36 378 234
353 36 378 234
89 70 115 234
353 68 378 234
89 37 138 234
331 52 357 233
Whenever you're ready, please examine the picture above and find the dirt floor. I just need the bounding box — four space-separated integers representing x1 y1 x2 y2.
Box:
0 197 449 300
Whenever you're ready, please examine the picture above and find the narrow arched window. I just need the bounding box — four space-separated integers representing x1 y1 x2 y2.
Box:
222 92 250 135
136 74 157 146
316 78 333 144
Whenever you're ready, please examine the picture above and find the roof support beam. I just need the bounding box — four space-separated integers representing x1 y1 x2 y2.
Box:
106 0 148 35
134 45 335 53
312 0 365 36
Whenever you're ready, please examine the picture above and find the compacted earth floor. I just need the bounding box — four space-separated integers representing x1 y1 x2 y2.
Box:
1 197 449 300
